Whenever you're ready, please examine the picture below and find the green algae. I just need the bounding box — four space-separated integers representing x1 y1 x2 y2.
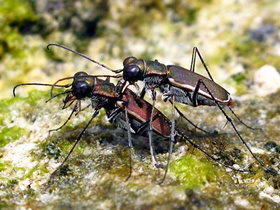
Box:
0 0 280 209
0 161 13 172
226 72 247 95
21 165 48 180
0 89 51 124
0 126 26 148
24 89 50 106
170 154 218 189
0 0 37 59
0 0 36 25
41 136 88 160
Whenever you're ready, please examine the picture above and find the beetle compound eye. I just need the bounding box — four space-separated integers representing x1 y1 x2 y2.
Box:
73 81 91 99
74 71 88 77
123 56 137 66
123 64 141 82
74 71 89 83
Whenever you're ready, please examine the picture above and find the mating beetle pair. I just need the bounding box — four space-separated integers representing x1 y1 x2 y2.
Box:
14 44 278 186
47 43 277 176
14 70 240 186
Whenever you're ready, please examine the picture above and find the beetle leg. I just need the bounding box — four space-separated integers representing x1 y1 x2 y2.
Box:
198 79 277 175
148 90 162 168
135 114 163 169
107 107 122 122
190 47 214 82
115 78 128 97
49 101 79 134
172 103 211 134
190 47 197 72
78 100 82 112
124 107 134 181
46 109 100 189
75 103 91 116
180 134 251 173
228 106 261 130
192 79 202 107
62 98 75 109
133 83 141 97
140 87 146 99
159 95 176 184
135 114 156 134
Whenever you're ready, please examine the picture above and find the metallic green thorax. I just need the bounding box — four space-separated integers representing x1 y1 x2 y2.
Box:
73 72 116 98
73 72 92 83
122 57 168 83
145 60 168 76
93 78 116 98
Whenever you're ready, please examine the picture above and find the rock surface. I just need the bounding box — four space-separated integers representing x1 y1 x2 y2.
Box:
0 0 280 209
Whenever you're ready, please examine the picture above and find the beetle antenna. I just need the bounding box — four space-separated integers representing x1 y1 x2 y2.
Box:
51 76 77 97
228 106 261 130
47 43 123 73
46 89 72 103
13 83 70 97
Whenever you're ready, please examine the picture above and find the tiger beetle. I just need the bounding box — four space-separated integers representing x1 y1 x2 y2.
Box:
13 72 179 184
46 43 278 176
13 71 253 186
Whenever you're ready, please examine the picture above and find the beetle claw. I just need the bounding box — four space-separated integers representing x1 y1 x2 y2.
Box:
155 163 164 169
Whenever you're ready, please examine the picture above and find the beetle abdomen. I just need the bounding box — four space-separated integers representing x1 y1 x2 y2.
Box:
167 65 231 104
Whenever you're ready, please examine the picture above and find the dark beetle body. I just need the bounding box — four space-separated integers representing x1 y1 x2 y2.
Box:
116 88 173 139
40 43 277 178
63 72 174 139
64 72 117 110
167 66 231 105
13 43 278 185
119 55 277 176
13 70 180 184
123 57 235 107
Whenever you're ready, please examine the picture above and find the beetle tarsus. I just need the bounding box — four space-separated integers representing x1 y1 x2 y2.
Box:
228 106 262 131
125 107 134 180
265 167 278 176
159 95 176 184
198 79 274 173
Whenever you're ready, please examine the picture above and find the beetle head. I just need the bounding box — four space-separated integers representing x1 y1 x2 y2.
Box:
63 72 94 108
72 72 94 99
123 57 145 83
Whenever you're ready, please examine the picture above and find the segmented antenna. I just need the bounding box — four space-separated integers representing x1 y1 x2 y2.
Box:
47 43 123 73
50 76 78 97
46 90 72 103
13 83 70 97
